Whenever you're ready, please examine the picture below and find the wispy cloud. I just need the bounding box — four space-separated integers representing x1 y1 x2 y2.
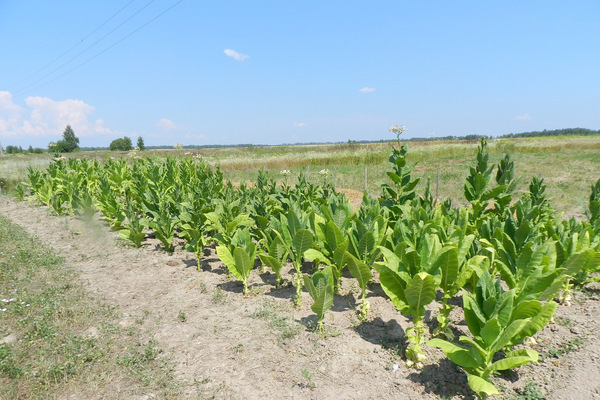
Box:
0 91 112 139
156 118 180 130
516 113 532 121
359 87 375 93
293 122 306 128
224 49 249 61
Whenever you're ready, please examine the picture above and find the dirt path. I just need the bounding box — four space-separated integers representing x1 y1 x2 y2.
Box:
1 196 599 399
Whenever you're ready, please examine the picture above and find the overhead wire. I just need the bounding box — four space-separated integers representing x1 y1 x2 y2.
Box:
12 0 184 97
7 0 136 91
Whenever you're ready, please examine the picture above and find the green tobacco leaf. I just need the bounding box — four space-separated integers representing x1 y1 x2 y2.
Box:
481 185 506 202
268 235 288 262
325 221 345 251
467 375 499 396
491 319 530 354
358 232 376 260
259 254 282 275
292 229 313 258
304 249 331 266
304 267 334 322
511 300 542 321
233 246 255 281
463 293 485 337
373 263 408 312
491 353 538 371
427 339 480 369
216 246 236 272
346 254 372 292
405 272 436 312
516 301 557 341
333 240 349 267
435 246 459 291
480 318 501 347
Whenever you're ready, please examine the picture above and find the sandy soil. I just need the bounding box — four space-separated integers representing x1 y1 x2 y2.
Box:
1 196 599 400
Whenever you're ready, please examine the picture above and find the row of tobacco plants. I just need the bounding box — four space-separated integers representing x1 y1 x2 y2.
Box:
17 138 600 399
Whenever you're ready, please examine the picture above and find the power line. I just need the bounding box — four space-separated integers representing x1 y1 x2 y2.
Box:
13 0 160 96
7 0 136 91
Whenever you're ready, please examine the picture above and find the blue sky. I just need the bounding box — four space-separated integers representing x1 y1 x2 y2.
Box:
1 1 599 148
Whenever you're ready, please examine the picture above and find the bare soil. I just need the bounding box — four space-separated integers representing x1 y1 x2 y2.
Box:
1 197 599 400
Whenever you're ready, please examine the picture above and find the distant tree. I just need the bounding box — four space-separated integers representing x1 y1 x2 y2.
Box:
109 136 133 151
123 136 132 150
53 125 80 153
6 145 22 154
137 136 145 150
28 145 33 153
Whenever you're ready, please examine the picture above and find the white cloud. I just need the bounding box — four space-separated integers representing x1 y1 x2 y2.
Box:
156 118 180 130
0 91 112 139
516 113 532 121
293 122 306 128
359 87 375 93
224 49 249 61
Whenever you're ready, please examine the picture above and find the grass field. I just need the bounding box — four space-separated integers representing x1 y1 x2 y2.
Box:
0 215 180 399
1 135 599 217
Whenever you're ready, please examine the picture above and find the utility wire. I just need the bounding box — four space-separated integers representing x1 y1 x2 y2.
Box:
13 0 180 97
7 0 136 91
12 0 156 95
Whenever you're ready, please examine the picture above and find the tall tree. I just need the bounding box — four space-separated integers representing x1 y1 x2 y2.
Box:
52 125 80 153
137 136 145 150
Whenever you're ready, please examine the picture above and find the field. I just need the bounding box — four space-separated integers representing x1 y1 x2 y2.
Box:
1 136 600 399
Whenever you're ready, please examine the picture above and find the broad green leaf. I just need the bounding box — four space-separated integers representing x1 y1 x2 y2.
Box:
216 245 235 271
268 235 288 262
358 232 376 260
505 348 539 360
480 318 501 347
491 319 530 354
287 212 302 238
332 240 349 267
496 289 515 327
259 254 282 275
292 229 313 258
481 185 506 202
427 339 480 369
346 254 372 292
457 234 476 264
563 250 599 277
405 272 436 311
463 293 485 337
373 263 408 312
434 246 459 291
467 375 499 396
516 301 557 341
511 300 542 321
491 354 538 371
325 221 345 251
304 249 331 266
233 246 254 281
304 267 334 322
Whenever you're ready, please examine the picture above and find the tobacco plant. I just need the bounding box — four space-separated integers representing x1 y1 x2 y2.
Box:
216 228 257 295
304 266 335 333
429 270 556 398
374 247 437 367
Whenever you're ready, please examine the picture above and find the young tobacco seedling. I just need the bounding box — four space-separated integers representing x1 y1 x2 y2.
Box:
303 266 335 333
216 228 257 295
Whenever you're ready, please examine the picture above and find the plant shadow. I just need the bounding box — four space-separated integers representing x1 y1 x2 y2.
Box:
407 358 475 400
